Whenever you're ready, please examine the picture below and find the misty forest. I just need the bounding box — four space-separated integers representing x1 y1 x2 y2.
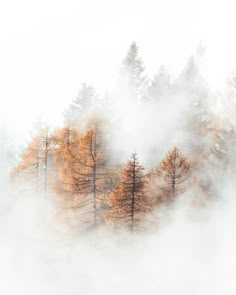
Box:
3 0 236 292
9 42 236 235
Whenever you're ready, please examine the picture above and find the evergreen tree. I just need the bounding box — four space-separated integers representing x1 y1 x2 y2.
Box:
147 66 171 100
64 84 98 125
122 42 147 101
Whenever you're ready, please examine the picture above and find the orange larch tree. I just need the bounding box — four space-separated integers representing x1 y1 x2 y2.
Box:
52 118 116 231
12 132 42 191
159 147 190 200
106 153 148 233
56 119 112 230
73 122 108 229
52 126 80 206
12 128 53 195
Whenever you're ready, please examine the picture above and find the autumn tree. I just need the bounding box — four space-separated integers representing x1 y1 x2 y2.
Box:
189 114 236 204
59 118 114 230
144 169 166 208
12 128 53 196
12 133 41 191
159 147 190 200
106 153 148 233
52 126 81 207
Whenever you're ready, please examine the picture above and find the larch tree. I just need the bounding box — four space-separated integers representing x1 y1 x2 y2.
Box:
12 128 53 196
159 147 190 200
12 133 42 191
52 126 81 207
69 119 111 230
144 169 167 208
106 153 148 233
189 114 236 204
52 117 116 230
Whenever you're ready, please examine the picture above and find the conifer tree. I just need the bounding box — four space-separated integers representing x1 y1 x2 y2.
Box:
52 126 80 206
106 153 148 232
64 84 98 125
122 42 147 101
159 147 190 200
147 66 171 100
41 129 51 196
12 133 41 191
66 120 111 229
12 128 53 195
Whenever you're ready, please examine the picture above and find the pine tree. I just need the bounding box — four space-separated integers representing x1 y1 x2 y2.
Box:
106 153 148 232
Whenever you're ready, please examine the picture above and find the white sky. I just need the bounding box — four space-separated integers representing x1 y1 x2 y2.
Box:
1 0 236 141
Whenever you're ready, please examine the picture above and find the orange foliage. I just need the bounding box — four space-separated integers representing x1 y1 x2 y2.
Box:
159 147 190 200
106 153 149 232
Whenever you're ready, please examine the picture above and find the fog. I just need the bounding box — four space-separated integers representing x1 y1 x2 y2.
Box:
2 60 236 294
2 0 236 294
1 186 236 294
1 0 236 139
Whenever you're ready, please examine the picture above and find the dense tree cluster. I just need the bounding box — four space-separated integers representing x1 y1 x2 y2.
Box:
12 42 236 233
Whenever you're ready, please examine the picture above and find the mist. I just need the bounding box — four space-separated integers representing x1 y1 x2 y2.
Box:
3 48 236 294
2 0 236 294
1 183 236 294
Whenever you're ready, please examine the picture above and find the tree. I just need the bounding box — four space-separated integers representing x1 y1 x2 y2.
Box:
52 126 81 207
106 153 148 232
159 147 190 200
12 128 53 196
40 129 51 196
57 118 112 230
147 66 171 100
52 117 117 230
189 114 236 204
122 42 147 101
64 84 98 125
12 133 41 191
144 169 167 207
